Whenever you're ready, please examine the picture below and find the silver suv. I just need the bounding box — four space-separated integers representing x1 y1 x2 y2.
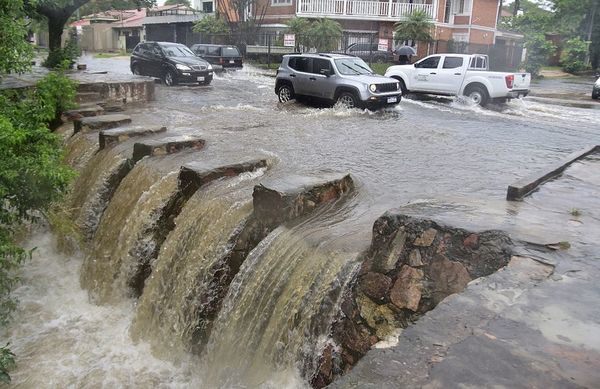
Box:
275 53 401 109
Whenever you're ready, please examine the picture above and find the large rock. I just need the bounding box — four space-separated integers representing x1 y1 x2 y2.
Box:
429 255 472 304
132 136 205 162
99 126 167 150
74 114 132 134
359 272 392 303
389 265 424 311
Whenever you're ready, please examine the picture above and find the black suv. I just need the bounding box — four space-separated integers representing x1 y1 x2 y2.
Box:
190 44 243 68
345 43 393 63
130 41 214 86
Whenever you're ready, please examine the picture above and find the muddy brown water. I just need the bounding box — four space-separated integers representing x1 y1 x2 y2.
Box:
4 58 600 388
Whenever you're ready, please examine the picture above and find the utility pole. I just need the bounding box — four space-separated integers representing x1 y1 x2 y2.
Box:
513 0 520 16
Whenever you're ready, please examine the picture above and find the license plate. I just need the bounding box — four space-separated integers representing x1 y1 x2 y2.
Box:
197 76 205 81
229 60 234 64
387 96 397 103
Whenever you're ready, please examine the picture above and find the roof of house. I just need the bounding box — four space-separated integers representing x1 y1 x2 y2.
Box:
70 8 146 28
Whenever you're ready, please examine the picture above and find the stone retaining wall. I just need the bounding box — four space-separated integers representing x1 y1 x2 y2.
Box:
311 213 513 388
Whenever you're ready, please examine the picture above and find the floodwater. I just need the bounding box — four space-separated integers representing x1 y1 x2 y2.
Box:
3 56 600 388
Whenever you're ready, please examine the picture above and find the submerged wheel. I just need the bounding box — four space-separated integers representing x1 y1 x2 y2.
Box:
164 70 177 86
464 85 489 106
336 92 359 109
277 84 294 103
132 65 141 75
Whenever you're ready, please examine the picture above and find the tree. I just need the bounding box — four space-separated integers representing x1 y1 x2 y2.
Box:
215 0 268 43
164 0 191 6
25 0 156 54
0 1 34 74
286 17 342 52
393 9 434 45
77 0 152 16
552 0 600 69
193 15 230 34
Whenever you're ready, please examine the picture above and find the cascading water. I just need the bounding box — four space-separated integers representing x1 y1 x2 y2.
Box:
63 132 99 172
131 169 266 360
80 162 179 304
67 145 131 240
201 206 364 388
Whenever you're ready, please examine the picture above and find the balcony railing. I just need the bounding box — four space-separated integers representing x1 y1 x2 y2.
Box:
296 0 435 20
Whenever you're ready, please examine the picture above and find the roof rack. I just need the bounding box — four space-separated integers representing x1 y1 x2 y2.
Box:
317 53 332 58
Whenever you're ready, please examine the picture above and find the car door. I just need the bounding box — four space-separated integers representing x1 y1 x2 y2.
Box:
147 43 165 77
411 55 442 92
288 56 312 95
308 58 336 99
436 56 466 94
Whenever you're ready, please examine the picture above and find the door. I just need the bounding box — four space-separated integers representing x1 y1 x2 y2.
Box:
437 56 466 94
288 56 312 95
307 58 336 99
412 55 442 92
148 43 165 77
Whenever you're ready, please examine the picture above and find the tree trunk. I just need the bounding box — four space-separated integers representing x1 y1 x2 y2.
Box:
513 0 520 16
48 17 68 52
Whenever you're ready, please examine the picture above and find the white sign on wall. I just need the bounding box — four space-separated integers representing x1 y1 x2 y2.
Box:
378 39 388 51
284 34 296 47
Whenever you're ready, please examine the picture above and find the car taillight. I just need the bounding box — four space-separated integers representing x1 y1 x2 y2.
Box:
505 74 514 89
219 58 224 64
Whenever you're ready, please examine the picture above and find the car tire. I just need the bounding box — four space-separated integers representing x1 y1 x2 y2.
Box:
164 69 177 86
132 64 141 76
277 84 295 103
593 90 599 100
336 91 360 109
464 85 489 106
200 80 211 86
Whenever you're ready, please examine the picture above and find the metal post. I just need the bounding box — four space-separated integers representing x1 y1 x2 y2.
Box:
369 33 374 66
267 34 272 69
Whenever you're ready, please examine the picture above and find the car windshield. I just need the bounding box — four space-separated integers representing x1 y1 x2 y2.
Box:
223 47 240 56
334 58 373 75
161 45 195 57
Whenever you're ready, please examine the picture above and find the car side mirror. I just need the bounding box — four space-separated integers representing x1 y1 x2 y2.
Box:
320 68 332 77
413 63 419 68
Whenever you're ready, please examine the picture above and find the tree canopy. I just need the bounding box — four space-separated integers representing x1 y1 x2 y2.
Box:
393 10 434 45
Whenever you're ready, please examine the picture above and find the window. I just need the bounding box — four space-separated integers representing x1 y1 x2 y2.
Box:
452 0 472 14
207 46 220 55
417 56 440 69
443 56 463 69
194 45 206 54
289 56 311 72
312 58 332 75
469 56 487 69
202 1 214 13
223 47 240 56
271 0 291 5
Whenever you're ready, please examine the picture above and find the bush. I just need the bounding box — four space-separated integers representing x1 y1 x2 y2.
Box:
43 29 81 69
0 69 77 379
561 37 589 74
523 33 555 78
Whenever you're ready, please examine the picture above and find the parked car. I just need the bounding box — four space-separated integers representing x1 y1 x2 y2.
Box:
275 53 401 110
344 43 394 63
190 44 243 68
593 75 600 100
385 54 531 106
130 41 214 86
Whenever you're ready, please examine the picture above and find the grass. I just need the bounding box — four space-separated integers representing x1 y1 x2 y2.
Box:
94 52 129 59
369 62 396 76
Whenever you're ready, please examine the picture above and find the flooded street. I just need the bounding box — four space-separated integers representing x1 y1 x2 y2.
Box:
4 56 600 388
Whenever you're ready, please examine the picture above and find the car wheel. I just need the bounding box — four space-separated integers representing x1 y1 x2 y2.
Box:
336 92 359 109
132 65 141 75
277 84 295 103
593 90 599 100
164 70 177 86
464 85 489 106
200 80 211 86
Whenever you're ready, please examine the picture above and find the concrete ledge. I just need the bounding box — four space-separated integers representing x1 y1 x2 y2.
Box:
74 114 132 134
99 126 167 150
132 136 205 162
76 78 156 104
253 173 354 226
63 105 104 121
179 159 269 197
507 145 599 200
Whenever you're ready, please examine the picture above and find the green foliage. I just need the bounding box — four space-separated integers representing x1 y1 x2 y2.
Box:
286 17 342 51
0 0 35 74
393 9 434 44
561 37 590 73
0 345 15 383
193 15 230 34
523 33 556 77
43 28 81 69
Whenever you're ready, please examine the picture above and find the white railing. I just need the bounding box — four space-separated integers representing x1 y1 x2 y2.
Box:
297 0 434 20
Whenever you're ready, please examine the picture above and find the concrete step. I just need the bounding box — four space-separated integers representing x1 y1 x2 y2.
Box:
99 126 167 150
74 114 132 134
132 136 205 162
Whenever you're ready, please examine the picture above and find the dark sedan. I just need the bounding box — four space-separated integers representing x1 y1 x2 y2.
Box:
130 41 214 86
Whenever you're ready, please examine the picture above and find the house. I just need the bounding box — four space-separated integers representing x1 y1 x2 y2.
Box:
256 0 523 59
71 9 146 52
143 4 205 45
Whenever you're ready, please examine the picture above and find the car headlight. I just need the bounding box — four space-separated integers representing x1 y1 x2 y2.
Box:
207 63 213 70
176 64 191 71
369 84 377 93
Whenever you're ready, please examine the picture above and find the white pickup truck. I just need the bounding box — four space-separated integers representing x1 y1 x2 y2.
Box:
384 54 531 106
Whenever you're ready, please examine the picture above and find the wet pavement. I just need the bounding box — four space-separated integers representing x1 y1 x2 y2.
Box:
4 55 600 387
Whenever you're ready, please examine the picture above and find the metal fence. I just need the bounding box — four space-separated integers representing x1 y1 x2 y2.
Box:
150 28 524 71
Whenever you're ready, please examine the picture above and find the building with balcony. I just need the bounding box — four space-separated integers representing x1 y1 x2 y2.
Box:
257 0 521 56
